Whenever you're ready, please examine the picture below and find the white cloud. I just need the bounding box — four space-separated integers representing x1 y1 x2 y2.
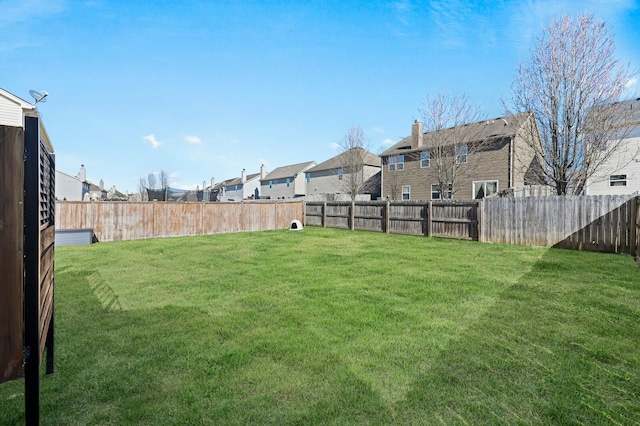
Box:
625 77 637 88
329 142 340 151
229 139 239 144
185 135 202 144
143 134 162 148
382 138 395 146
372 127 385 133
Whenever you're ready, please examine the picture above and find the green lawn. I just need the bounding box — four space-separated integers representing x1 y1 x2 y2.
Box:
1 227 639 425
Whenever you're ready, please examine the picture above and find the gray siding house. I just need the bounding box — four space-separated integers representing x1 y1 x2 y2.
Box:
305 148 381 200
260 161 316 199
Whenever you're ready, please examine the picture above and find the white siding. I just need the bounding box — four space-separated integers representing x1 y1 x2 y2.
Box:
56 170 85 201
585 136 640 195
0 95 23 127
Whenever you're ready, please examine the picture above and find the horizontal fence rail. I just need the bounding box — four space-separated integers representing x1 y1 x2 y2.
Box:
56 201 304 242
304 200 479 240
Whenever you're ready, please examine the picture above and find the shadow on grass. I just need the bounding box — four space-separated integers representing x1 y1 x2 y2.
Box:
397 249 640 425
1 268 395 425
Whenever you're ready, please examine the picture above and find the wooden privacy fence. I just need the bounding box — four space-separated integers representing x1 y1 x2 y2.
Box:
304 201 479 240
56 200 304 242
481 195 639 255
305 195 640 256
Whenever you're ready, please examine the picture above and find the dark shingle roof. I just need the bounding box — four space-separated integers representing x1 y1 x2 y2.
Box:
306 148 380 173
381 112 532 157
262 161 316 181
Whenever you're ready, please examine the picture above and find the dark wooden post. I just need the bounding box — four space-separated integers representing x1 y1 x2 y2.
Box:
350 201 355 230
385 201 390 233
427 201 432 237
23 116 41 426
322 202 327 228
631 196 639 260
477 200 483 242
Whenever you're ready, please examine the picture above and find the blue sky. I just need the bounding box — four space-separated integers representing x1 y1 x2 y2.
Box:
2 0 638 193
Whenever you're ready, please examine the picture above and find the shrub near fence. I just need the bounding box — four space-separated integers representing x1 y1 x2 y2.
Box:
55 201 304 242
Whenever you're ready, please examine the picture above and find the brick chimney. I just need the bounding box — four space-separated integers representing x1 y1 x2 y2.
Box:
412 120 423 147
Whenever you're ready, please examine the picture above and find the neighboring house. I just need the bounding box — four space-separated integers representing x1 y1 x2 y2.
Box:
219 165 268 201
585 98 640 196
260 161 316 199
211 177 240 202
305 148 381 201
55 169 89 201
380 112 542 200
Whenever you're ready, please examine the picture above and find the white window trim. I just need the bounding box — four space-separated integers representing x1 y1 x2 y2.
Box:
402 185 411 200
472 180 499 199
388 155 405 171
420 151 430 168
456 145 468 164
609 174 627 187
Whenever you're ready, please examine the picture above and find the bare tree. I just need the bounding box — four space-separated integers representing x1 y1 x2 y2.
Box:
159 170 169 189
137 170 170 201
505 13 636 195
337 124 375 201
418 93 485 199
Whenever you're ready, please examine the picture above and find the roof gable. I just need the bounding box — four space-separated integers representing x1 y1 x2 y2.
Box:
306 148 380 173
262 161 316 181
381 112 533 157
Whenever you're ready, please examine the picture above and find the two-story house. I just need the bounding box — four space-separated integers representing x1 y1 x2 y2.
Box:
221 165 268 201
305 148 381 201
260 161 316 199
585 98 640 195
380 112 541 200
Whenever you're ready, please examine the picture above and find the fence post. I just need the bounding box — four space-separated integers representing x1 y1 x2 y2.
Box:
385 200 390 233
477 199 483 243
350 201 355 230
303 201 307 226
322 201 327 228
427 201 432 237
631 196 639 261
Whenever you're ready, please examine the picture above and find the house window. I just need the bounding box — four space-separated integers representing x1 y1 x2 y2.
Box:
338 168 343 180
388 155 405 171
420 151 430 168
306 173 311 183
402 185 411 200
610 174 627 186
286 178 291 187
431 183 452 200
456 145 468 164
473 181 498 199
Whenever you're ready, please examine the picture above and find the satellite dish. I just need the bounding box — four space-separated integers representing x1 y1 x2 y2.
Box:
29 90 48 104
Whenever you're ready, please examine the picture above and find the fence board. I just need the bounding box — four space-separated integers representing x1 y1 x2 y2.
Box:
56 201 303 242
482 195 635 254
0 125 25 383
